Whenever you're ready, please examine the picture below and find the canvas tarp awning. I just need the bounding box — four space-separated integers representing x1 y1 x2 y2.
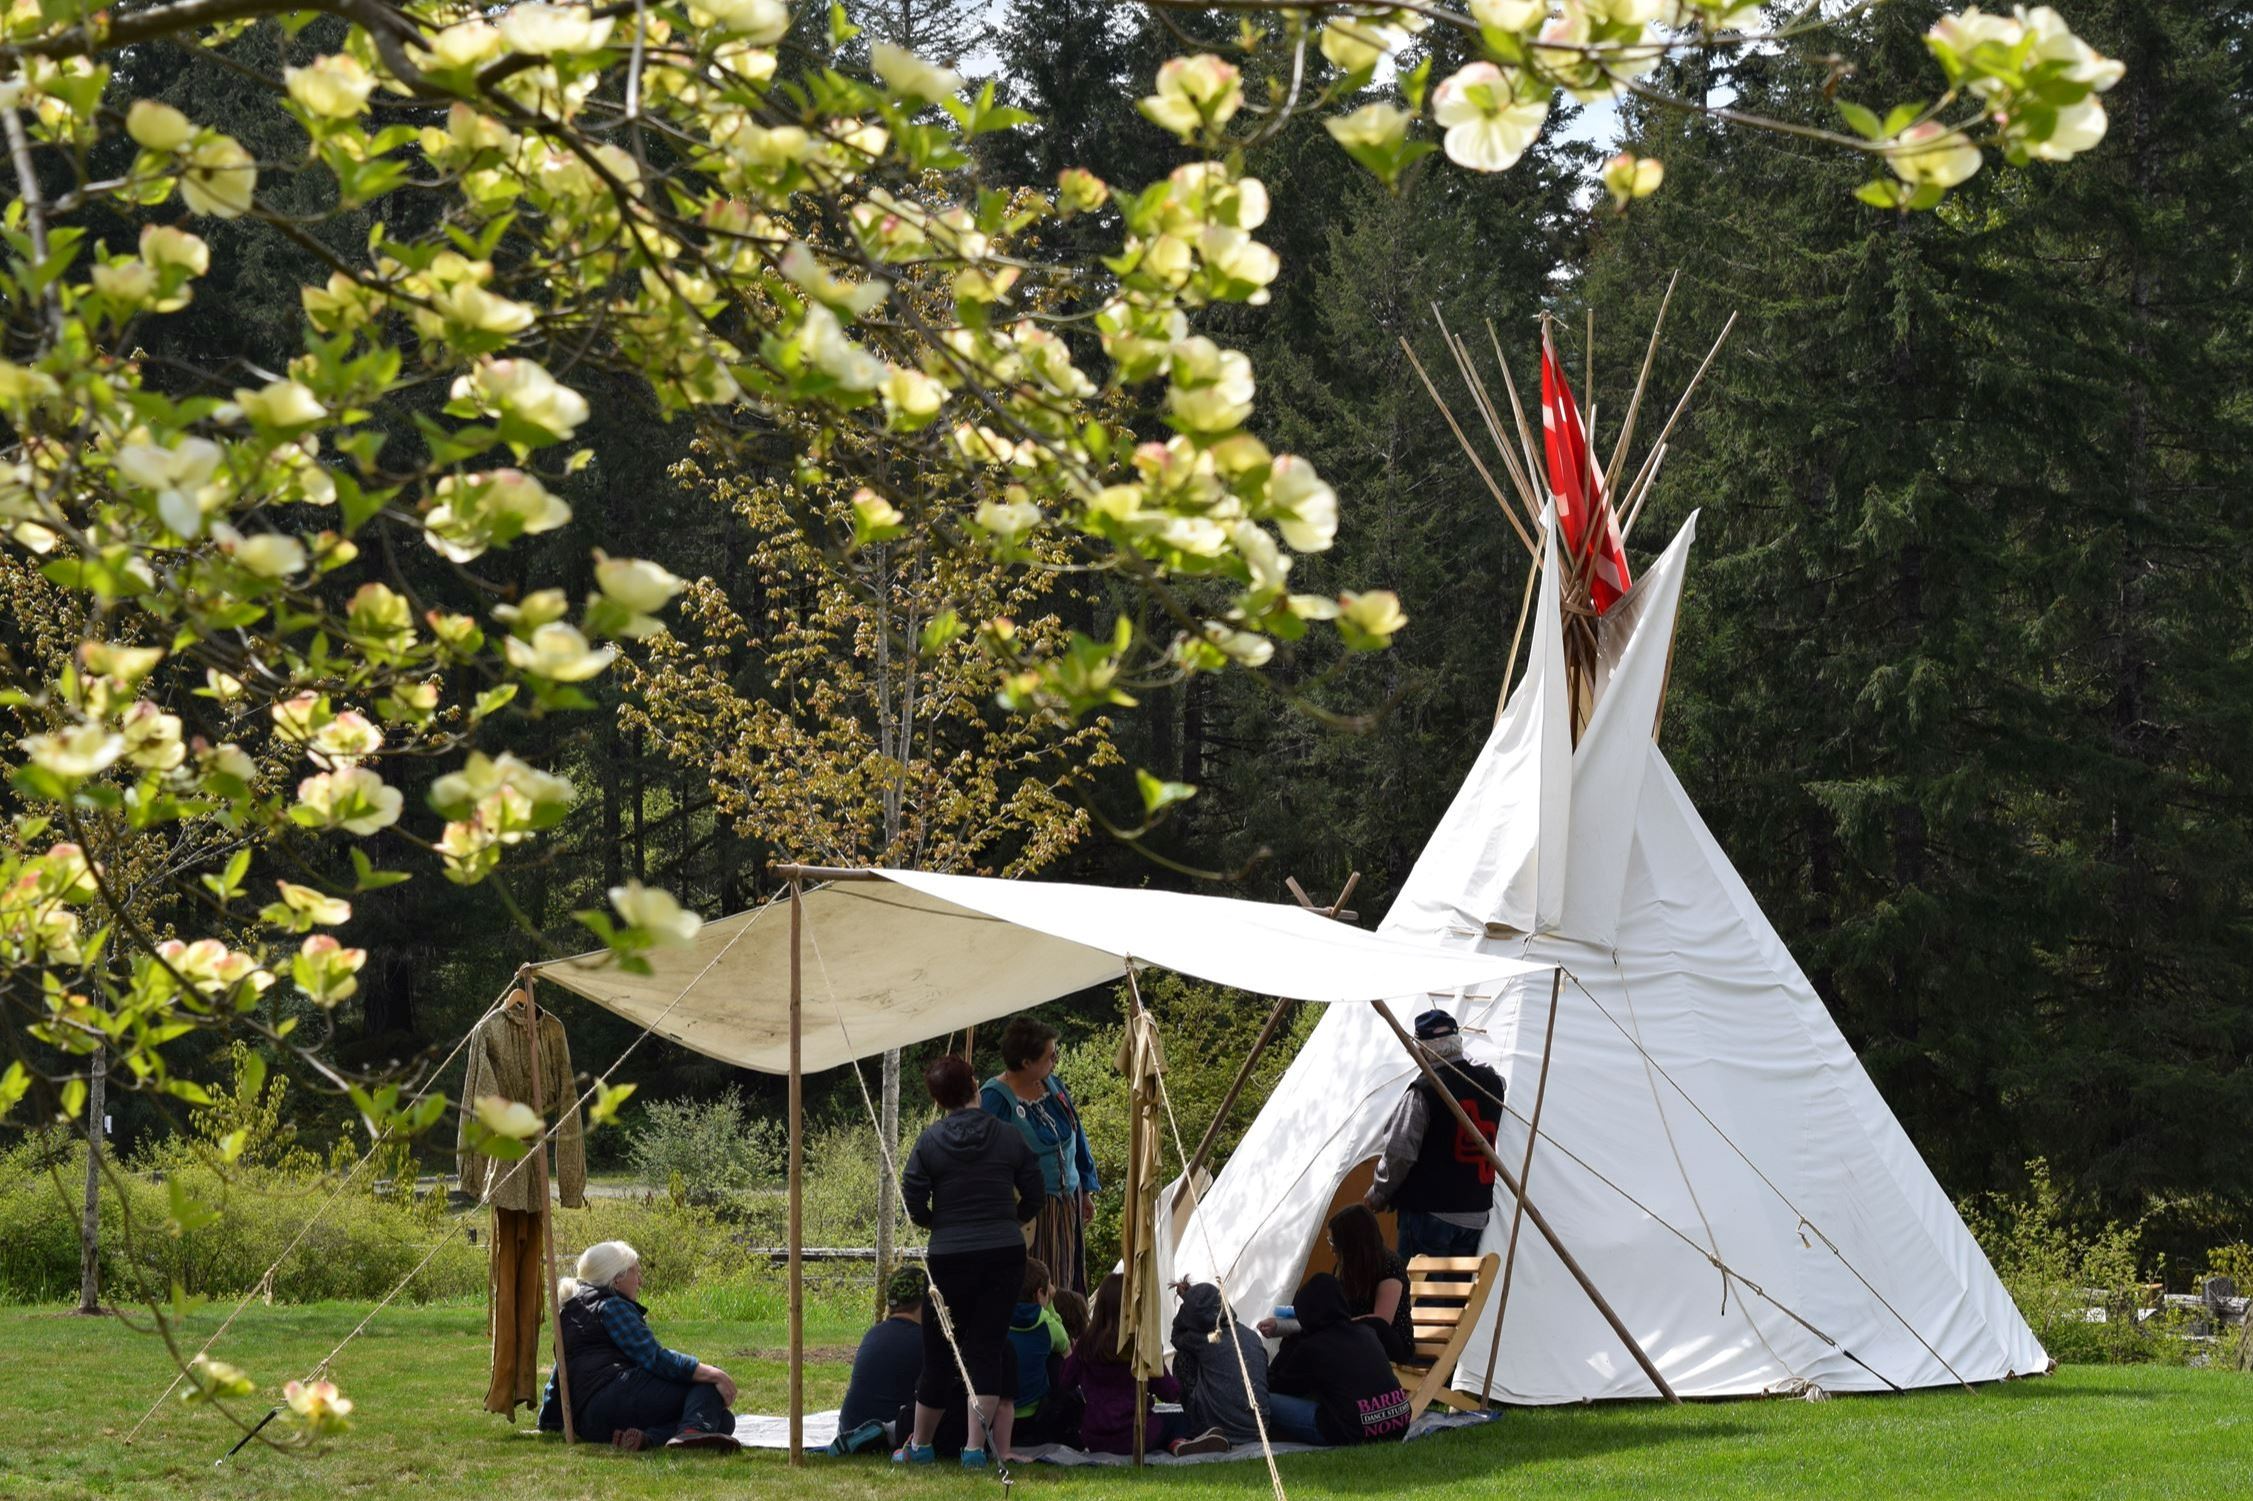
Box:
534 869 1549 1075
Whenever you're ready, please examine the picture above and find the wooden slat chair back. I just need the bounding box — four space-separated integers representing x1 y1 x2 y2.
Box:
1391 1251 1501 1418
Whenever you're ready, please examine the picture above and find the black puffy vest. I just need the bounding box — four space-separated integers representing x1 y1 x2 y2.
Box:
1394 1058 1508 1214
557 1282 640 1417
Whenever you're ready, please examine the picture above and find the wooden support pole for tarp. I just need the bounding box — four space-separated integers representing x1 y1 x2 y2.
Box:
1372 998 1680 1403
787 881 805 1466
1480 967 1564 1405
520 967 575 1444
769 862 885 882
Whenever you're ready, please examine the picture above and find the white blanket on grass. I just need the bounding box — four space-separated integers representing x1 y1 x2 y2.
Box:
734 1408 1495 1463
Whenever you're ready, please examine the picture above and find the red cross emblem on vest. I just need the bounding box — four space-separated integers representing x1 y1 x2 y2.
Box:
1452 1096 1498 1185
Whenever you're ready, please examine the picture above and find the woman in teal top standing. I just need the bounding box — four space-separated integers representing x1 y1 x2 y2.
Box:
981 1015 1100 1296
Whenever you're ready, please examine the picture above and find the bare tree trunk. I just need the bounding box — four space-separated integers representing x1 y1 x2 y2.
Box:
875 1046 901 1317
78 1051 105 1315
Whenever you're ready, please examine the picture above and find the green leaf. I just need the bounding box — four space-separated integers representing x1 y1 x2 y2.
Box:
1835 101 1884 140
919 610 965 654
351 846 412 892
464 1121 530 1161
1402 57 1434 115
1853 179 1909 209
60 1076 86 1120
1134 768 1198 819
0 1062 28 1122
201 846 252 901
1880 102 1927 138
167 1178 219 1235
588 1080 637 1128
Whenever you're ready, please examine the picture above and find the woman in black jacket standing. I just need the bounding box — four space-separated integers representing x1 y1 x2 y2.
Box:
898 1053 1044 1467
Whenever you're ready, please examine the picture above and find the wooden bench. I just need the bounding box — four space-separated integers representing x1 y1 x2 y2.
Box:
1391 1251 1501 1418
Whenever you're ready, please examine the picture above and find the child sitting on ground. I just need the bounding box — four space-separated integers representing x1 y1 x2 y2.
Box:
1170 1278 1270 1447
1007 1257 1080 1446
1052 1287 1089 1347
828 1266 928 1456
1060 1273 1229 1457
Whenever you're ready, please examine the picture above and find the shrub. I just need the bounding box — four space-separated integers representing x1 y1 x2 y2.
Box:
0 1133 483 1306
1061 974 1317 1276
2204 1242 2253 1291
550 1195 761 1293
625 1087 785 1209
1960 1158 2202 1366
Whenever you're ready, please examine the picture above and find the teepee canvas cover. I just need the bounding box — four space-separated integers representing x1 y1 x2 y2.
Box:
1165 513 2047 1403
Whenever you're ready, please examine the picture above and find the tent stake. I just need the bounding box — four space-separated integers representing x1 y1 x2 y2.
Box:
1372 998 1680 1403
1480 968 1563 1405
788 880 805 1466
523 970 575 1445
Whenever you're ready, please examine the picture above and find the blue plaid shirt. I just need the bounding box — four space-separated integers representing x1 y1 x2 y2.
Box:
543 1290 697 1411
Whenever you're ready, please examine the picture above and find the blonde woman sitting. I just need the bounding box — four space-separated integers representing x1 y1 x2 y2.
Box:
541 1240 739 1452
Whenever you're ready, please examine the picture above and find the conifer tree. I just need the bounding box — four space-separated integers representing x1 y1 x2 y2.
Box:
1581 0 2253 1252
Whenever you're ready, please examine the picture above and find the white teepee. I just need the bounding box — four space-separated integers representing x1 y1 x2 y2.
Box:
1163 511 2047 1403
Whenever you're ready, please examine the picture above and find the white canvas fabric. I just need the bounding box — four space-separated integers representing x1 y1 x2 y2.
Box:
1164 517 2047 1402
1388 505 1571 939
1558 514 1696 947
535 869 1545 1076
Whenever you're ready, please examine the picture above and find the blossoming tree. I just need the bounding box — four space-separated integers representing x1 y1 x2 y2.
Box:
0 0 2119 1437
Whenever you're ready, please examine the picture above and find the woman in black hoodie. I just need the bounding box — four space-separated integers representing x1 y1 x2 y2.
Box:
899 1053 1044 1466
1265 1273 1414 1446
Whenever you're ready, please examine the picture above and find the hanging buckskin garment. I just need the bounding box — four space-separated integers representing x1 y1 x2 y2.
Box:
459 1006 586 1415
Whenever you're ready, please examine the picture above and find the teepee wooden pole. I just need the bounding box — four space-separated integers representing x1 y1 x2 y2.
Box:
1620 443 1670 545
1447 329 1545 528
1400 336 1539 560
787 879 805 1467
1616 311 1737 529
1584 306 1595 424
1603 270 1678 504
1487 319 1548 515
1373 999 1680 1403
1495 545 1542 726
1480 968 1564 1404
1431 307 1542 526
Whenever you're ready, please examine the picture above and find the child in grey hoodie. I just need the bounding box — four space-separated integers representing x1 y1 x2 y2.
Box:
1169 1279 1271 1445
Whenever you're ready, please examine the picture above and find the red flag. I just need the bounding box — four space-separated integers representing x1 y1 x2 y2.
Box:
1539 329 1633 613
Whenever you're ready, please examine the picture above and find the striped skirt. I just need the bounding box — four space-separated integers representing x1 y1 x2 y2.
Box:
1027 1192 1087 1297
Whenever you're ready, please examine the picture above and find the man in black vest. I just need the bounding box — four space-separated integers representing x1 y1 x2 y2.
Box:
1363 1008 1506 1261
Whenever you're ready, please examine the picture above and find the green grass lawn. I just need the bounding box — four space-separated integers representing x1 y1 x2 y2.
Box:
0 1301 2245 1500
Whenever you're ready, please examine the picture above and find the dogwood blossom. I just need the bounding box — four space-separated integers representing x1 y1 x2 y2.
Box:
1432 63 1551 172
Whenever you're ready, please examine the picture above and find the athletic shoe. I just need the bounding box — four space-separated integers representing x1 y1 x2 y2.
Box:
611 1428 648 1452
959 1445 989 1468
892 1442 936 1465
825 1418 890 1457
1170 1428 1232 1458
665 1428 742 1452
